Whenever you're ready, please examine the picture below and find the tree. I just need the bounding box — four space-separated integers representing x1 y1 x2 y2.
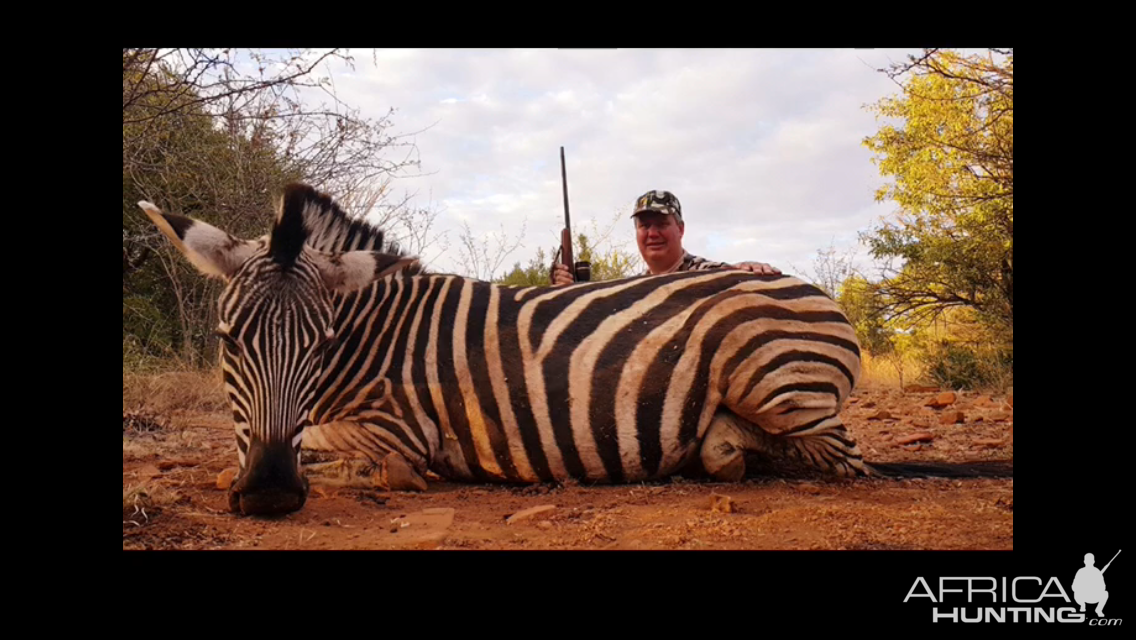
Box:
836 275 893 355
861 49 1013 339
123 48 438 367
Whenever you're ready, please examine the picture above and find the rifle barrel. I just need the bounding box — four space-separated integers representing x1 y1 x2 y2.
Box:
560 146 571 232
1103 549 1121 573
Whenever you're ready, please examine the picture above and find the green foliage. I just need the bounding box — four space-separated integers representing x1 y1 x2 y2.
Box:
836 275 893 355
497 247 555 287
494 230 643 287
574 232 641 281
861 49 1012 345
920 340 1013 391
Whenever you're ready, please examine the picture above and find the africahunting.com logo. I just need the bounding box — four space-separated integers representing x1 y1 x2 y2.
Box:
904 550 1122 625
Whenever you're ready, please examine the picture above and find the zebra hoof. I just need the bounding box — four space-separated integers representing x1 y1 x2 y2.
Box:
702 443 746 483
378 453 428 492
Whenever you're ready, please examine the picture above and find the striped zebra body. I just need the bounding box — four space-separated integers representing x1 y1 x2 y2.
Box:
303 268 865 485
140 182 867 515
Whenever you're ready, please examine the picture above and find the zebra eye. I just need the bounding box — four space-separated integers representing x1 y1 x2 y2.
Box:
214 329 240 352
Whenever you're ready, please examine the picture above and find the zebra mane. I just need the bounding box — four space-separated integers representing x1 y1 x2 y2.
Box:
275 182 427 275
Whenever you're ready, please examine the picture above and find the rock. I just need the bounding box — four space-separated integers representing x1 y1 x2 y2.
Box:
896 432 934 446
216 468 238 490
796 483 822 495
989 411 1011 422
925 392 957 408
861 400 877 408
710 494 735 513
905 384 941 393
868 409 894 421
388 508 456 549
939 411 966 425
974 438 1005 448
537 521 553 530
507 505 556 524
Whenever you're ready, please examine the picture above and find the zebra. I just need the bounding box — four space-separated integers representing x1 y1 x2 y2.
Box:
139 182 874 516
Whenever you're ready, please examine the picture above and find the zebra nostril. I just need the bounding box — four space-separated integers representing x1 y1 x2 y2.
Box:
228 487 243 513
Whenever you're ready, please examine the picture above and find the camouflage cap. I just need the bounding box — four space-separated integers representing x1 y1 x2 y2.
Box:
632 190 682 222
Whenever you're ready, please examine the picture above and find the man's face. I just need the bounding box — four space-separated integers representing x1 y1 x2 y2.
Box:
635 212 684 264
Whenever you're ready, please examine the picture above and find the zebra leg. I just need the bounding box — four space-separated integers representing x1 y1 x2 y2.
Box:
302 421 430 492
701 410 872 479
722 384 873 477
699 411 763 482
758 416 872 478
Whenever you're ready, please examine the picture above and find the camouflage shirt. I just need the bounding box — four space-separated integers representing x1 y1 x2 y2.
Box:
641 251 731 276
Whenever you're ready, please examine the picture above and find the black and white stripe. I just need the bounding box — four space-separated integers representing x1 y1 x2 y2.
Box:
293 185 870 484
143 182 871 508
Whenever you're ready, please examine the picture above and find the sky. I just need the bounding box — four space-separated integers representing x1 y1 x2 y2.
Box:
287 48 949 282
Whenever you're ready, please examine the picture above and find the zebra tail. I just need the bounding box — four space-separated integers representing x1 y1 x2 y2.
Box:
865 460 1014 479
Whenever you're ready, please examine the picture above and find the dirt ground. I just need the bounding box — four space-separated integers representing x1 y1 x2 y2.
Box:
122 385 1012 550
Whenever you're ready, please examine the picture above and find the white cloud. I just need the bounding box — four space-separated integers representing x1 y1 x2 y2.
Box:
304 48 955 281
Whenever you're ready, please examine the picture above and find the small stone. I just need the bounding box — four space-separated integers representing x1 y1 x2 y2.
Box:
537 521 553 530
940 411 966 425
896 432 934 446
868 409 894 421
216 468 238 491
974 438 1005 448
710 494 735 513
796 483 822 495
157 459 195 471
905 385 941 394
507 505 556 524
926 392 957 408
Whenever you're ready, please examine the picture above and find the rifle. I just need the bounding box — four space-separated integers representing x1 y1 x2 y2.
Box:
559 146 574 274
555 146 590 283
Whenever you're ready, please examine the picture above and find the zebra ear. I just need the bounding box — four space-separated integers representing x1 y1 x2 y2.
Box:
310 250 419 293
138 201 258 279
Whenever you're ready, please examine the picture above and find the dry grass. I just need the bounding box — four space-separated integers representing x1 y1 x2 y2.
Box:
859 352 929 390
123 366 227 416
122 481 184 527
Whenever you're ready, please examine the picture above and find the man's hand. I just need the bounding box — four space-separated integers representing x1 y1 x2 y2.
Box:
731 261 781 276
551 262 575 286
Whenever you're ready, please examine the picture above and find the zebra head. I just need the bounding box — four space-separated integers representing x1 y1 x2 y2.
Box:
139 184 417 516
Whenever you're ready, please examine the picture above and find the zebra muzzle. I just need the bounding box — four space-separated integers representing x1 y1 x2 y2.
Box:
228 440 310 516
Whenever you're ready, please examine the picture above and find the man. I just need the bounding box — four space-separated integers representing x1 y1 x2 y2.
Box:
551 189 780 285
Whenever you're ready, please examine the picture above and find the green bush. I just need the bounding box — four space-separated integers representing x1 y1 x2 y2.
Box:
921 341 1013 391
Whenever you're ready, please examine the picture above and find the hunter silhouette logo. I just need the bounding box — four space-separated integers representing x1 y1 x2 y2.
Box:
903 550 1123 625
1074 550 1119 618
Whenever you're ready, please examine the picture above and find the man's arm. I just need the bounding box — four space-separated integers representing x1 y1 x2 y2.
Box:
685 253 781 275
730 261 781 275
